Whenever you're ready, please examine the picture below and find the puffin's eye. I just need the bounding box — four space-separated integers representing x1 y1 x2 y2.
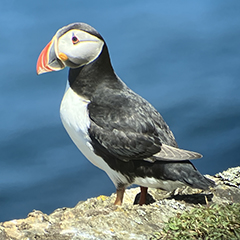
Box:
72 36 79 44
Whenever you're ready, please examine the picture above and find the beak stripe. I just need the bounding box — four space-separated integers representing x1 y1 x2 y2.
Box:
37 41 53 74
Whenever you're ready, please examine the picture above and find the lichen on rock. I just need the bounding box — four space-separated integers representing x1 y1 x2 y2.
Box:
215 166 240 188
0 167 240 240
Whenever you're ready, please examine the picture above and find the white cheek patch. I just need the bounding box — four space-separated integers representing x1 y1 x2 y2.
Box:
69 41 104 65
58 29 104 66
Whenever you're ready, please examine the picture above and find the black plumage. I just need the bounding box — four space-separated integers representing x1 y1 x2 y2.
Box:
67 33 214 191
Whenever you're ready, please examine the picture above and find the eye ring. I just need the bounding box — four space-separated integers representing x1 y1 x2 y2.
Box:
72 36 79 44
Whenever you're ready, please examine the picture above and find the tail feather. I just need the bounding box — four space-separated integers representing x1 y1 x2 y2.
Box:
182 172 215 190
163 161 215 190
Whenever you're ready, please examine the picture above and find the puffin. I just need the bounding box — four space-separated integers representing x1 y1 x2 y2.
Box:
36 22 215 205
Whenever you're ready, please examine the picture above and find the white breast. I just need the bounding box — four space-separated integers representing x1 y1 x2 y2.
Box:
59 82 129 187
60 84 90 134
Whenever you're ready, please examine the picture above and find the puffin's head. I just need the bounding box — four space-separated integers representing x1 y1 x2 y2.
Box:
36 23 104 75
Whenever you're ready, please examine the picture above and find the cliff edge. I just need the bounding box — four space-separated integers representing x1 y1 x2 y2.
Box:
0 167 239 240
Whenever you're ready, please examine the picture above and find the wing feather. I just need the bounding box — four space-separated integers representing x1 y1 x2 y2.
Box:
88 86 202 163
153 144 202 161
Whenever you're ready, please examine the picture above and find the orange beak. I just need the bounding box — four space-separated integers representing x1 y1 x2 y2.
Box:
36 37 65 75
36 41 54 74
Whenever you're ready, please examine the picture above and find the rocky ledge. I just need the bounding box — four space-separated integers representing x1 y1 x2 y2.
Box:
0 167 240 240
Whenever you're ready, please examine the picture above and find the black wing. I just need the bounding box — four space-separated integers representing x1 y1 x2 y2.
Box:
88 86 178 161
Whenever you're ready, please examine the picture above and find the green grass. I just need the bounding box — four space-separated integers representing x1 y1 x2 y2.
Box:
150 203 240 240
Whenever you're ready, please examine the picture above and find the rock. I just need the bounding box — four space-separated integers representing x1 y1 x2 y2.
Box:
215 166 240 188
0 167 240 240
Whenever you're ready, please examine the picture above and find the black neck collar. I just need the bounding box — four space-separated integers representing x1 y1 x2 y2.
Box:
68 44 121 99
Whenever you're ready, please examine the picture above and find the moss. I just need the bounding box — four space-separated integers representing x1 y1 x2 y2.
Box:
150 202 240 240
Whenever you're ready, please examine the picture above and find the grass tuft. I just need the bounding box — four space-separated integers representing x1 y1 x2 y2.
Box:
150 202 240 240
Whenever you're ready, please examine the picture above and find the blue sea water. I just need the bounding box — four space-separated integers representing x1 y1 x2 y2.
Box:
0 0 240 222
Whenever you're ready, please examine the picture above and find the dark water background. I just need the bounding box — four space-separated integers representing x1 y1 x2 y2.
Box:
0 1 240 222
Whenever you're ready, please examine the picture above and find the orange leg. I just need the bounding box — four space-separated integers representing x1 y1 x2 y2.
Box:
138 186 148 205
114 188 125 205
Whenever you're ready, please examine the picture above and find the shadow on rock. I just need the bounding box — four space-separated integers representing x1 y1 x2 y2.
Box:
133 192 156 205
168 193 214 205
